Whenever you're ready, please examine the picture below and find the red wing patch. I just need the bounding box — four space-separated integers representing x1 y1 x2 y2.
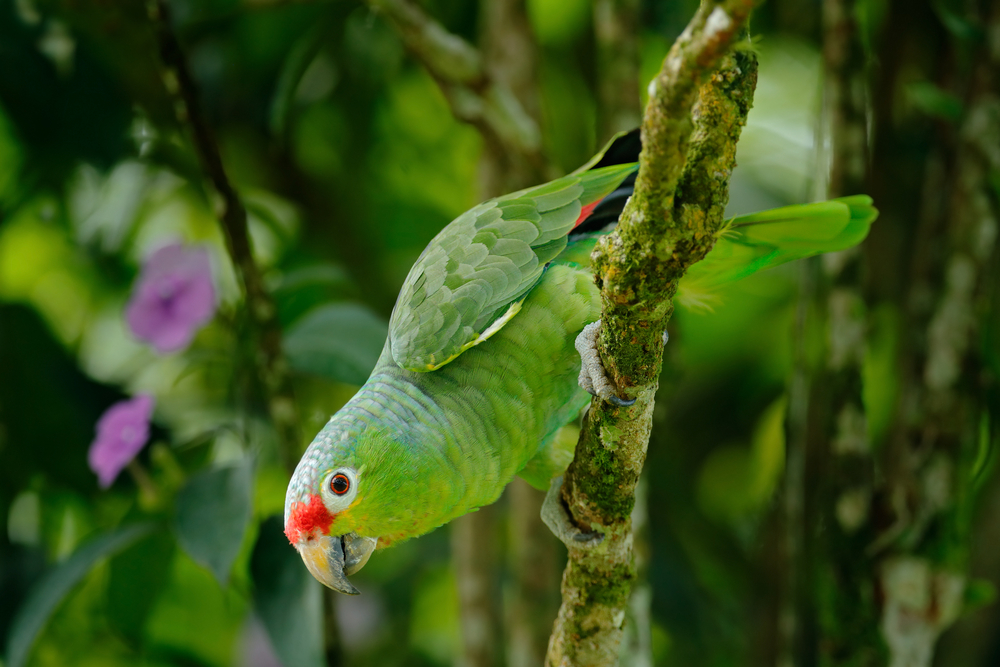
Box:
573 200 602 230
285 494 335 544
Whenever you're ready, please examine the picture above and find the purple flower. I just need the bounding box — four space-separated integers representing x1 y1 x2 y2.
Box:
126 244 216 354
88 395 155 488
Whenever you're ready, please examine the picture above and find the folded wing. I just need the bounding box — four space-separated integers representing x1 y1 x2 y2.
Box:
389 163 638 371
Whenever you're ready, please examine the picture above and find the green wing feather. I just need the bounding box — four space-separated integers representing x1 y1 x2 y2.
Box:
388 163 638 372
677 195 878 310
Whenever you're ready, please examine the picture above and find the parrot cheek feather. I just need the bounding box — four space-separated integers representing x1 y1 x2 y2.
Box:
285 494 337 544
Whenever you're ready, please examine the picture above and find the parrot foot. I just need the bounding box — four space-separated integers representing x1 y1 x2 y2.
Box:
575 320 635 407
541 476 604 548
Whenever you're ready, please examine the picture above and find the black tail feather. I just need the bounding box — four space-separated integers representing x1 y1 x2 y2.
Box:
588 128 641 170
571 128 641 235
574 172 637 233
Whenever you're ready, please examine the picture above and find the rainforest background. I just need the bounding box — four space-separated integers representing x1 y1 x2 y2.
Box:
0 0 998 666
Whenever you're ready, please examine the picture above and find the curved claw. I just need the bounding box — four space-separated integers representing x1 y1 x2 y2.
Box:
541 476 605 548
576 320 637 407
606 394 637 407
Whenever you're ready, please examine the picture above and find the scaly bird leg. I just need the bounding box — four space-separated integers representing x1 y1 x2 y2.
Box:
541 475 604 548
575 320 632 407
576 321 669 407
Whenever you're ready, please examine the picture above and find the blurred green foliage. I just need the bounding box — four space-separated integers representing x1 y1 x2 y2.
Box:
0 1 912 666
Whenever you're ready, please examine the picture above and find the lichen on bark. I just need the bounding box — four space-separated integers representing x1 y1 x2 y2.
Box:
546 2 756 665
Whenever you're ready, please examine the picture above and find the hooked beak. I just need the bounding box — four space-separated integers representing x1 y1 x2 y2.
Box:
296 532 378 595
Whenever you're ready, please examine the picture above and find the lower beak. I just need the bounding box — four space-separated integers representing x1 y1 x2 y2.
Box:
297 533 378 595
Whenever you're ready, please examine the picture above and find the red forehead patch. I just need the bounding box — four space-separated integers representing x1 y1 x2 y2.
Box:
285 494 335 544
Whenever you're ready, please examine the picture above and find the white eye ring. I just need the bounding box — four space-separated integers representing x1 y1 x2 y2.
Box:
321 468 359 511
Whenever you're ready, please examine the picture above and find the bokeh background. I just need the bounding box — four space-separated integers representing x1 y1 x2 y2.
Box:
1 1 998 666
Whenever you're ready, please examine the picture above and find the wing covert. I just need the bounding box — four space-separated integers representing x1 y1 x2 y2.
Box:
388 164 637 371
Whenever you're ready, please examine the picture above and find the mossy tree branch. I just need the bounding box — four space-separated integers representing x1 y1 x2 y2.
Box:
546 2 756 664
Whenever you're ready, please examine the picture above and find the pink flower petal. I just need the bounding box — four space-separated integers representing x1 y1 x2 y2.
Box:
126 244 217 354
88 395 155 488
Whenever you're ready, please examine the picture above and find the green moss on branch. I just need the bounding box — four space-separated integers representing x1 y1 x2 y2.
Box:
546 2 757 664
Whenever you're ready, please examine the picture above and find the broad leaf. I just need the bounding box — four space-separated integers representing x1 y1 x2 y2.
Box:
283 303 388 385
5 522 155 667
174 459 254 585
251 516 324 667
106 529 176 646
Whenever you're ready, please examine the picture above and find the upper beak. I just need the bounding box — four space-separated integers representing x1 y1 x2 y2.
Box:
296 532 378 595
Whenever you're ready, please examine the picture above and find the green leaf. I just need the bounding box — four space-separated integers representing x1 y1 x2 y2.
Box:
269 18 338 141
272 264 351 296
283 303 388 386
5 522 156 667
174 459 254 585
272 264 356 328
906 81 963 122
932 1 984 42
527 0 591 45
747 397 787 503
863 304 900 450
106 529 176 646
251 516 324 667
964 578 997 614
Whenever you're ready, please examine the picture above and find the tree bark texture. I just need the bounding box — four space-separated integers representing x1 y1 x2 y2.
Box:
793 1 1000 666
452 504 503 667
788 1 877 664
508 479 562 667
546 2 756 664
590 1 652 665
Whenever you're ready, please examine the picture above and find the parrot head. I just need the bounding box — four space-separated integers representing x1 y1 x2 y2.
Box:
283 419 458 594
283 456 377 596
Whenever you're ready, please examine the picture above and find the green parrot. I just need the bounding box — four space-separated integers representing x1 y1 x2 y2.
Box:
283 131 877 594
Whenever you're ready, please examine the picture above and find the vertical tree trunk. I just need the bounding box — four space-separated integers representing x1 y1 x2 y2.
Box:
507 479 561 667
452 504 503 667
797 1 878 665
451 3 547 667
477 0 544 194
797 2 1000 665
594 0 641 140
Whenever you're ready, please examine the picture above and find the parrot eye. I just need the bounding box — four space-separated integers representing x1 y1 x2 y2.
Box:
330 473 350 495
320 467 359 511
